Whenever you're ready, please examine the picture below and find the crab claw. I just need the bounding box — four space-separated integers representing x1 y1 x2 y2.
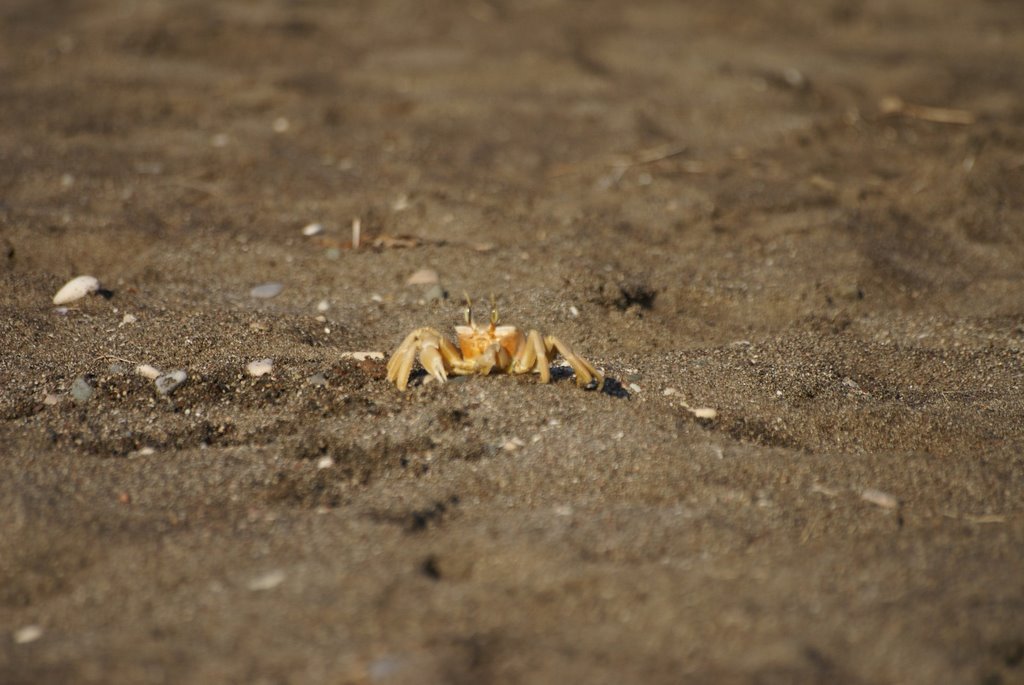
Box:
420 343 448 384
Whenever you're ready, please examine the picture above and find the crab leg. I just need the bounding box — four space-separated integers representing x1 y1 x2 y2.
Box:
545 335 604 390
386 330 421 381
513 330 551 383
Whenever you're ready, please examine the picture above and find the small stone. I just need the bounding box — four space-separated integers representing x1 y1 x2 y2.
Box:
569 305 580 317
120 313 137 326
391 194 410 212
135 364 161 380
43 394 60 405
247 569 286 591
53 275 100 305
272 117 290 133
70 376 94 403
107 362 127 374
423 284 445 302
211 133 229 147
155 370 187 396
307 373 328 386
13 625 43 644
250 282 283 299
316 299 329 312
129 446 156 457
316 456 334 469
861 488 900 510
691 407 718 420
406 268 439 286
246 359 274 377
628 383 642 393
662 387 678 396
302 222 323 237
501 437 525 452
370 293 383 303
324 247 341 260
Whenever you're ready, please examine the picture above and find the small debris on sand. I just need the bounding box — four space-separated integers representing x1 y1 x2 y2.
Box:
247 569 286 591
155 370 187 396
861 488 900 510
13 625 43 645
53 275 100 305
246 359 274 377
250 283 284 299
406 268 439 286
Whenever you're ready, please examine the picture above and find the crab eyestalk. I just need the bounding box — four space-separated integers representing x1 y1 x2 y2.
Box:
463 292 474 326
489 293 499 332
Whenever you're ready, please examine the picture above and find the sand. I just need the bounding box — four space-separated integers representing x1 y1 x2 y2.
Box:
2 1 1023 683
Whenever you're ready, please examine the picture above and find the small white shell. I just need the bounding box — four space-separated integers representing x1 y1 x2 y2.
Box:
135 364 162 380
52 275 100 305
406 268 439 286
246 359 274 377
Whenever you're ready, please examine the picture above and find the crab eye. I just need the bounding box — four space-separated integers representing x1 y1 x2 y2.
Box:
490 307 499 325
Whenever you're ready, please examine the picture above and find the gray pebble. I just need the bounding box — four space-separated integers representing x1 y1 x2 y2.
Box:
423 284 445 302
155 370 188 395
250 282 284 299
71 376 94 403
307 373 328 386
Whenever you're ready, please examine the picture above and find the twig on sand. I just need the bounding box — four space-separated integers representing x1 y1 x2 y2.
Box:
879 96 976 125
547 143 692 178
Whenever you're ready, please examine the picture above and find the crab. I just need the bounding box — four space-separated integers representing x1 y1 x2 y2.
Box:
386 296 604 392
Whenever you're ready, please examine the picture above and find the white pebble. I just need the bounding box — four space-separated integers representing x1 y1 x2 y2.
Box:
43 394 60 406
250 282 283 299
302 222 323 237
247 569 286 591
691 407 718 420
569 305 580 317
272 117 290 133
135 364 161 380
628 383 642 393
662 387 678 396
246 359 274 377
316 299 329 312
861 488 900 510
13 625 43 644
120 313 137 326
52 275 100 305
370 294 383 303
316 456 335 469
406 268 439 286
155 370 187 396
502 437 525 451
